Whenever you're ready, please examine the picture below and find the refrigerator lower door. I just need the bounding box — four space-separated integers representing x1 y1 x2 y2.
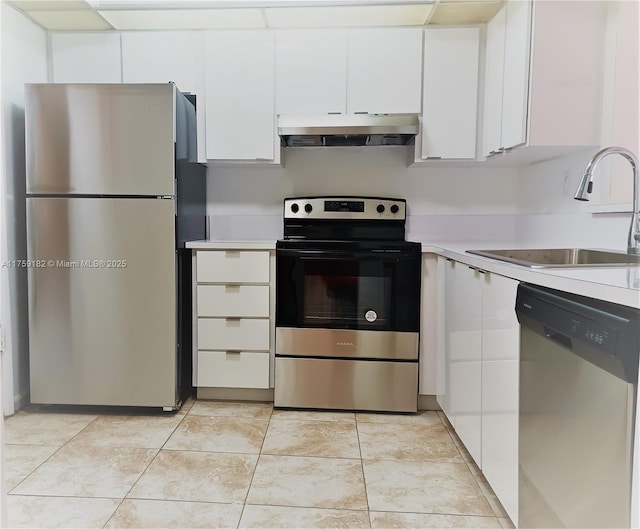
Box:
27 197 178 408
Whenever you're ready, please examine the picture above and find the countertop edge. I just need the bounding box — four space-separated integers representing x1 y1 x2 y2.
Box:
186 240 276 250
184 239 638 308
422 243 640 309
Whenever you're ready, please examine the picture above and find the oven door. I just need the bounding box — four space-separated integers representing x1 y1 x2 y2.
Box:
276 244 420 333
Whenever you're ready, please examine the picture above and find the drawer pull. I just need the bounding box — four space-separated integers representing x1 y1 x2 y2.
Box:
225 285 241 293
226 318 241 326
226 351 241 355
224 251 241 259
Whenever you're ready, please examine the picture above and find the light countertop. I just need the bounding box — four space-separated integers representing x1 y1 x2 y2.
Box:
186 239 640 309
186 240 276 250
423 241 640 309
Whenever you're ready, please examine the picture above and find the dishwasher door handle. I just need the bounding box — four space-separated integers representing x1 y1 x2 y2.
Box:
544 325 572 349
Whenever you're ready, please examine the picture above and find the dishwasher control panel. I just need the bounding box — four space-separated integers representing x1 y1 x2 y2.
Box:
517 287 620 357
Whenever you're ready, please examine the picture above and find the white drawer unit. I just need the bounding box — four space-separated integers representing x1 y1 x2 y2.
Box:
198 318 270 351
197 285 269 318
193 249 274 391
197 250 269 284
197 351 270 389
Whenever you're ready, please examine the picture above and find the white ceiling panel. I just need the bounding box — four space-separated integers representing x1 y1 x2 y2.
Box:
265 4 433 28
98 8 265 29
25 9 113 29
9 0 92 10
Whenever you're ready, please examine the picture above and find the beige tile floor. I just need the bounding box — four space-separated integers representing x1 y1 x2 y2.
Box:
4 399 516 529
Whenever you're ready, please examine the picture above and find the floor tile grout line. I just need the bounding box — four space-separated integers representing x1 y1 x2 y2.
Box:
354 413 373 529
100 408 191 528
6 412 101 495
236 403 275 529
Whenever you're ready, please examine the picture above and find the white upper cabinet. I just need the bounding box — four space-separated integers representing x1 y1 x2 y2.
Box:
204 31 277 162
275 27 422 116
482 7 506 157
121 31 207 163
275 29 347 115
482 0 606 158
347 28 423 114
51 33 121 83
420 27 480 160
499 0 531 151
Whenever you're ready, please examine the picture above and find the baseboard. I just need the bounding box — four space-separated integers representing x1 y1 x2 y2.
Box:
197 387 275 402
418 394 441 411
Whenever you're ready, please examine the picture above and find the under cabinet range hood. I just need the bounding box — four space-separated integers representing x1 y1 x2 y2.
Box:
278 114 419 147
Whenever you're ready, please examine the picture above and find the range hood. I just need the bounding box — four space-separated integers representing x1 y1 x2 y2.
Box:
278 114 419 147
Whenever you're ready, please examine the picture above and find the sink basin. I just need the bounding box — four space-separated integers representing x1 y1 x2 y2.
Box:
466 248 640 268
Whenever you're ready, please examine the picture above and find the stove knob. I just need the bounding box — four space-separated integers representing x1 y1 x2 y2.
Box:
304 203 313 213
390 204 400 214
376 204 385 214
291 203 299 213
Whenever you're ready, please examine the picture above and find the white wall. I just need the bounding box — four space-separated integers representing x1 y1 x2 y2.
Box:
207 147 521 241
1 3 48 414
515 150 630 249
0 2 7 526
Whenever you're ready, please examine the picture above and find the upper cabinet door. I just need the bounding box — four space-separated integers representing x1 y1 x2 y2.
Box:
422 27 479 160
121 31 207 163
347 28 423 114
275 29 347 115
482 5 506 157
51 33 121 83
500 0 532 150
204 31 275 161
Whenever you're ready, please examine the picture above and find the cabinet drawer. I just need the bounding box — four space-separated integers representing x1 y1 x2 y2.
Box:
198 318 270 351
197 285 269 317
197 250 269 283
197 351 269 389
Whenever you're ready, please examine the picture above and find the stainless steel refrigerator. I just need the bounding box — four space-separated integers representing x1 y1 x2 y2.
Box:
25 83 206 410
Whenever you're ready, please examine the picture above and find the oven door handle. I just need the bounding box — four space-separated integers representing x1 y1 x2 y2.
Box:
277 249 413 259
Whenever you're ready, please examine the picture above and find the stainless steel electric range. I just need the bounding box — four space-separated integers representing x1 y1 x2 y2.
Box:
274 196 421 413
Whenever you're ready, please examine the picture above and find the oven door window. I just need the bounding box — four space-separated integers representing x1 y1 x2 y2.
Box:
303 260 390 328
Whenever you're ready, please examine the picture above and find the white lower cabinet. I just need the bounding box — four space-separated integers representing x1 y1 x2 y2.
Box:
438 257 520 524
480 272 519 523
197 351 269 389
193 249 273 390
443 259 482 464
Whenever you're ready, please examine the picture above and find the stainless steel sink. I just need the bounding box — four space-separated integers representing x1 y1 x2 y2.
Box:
466 248 640 268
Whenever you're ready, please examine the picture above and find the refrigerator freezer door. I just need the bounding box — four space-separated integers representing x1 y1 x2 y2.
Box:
25 84 175 196
27 197 178 407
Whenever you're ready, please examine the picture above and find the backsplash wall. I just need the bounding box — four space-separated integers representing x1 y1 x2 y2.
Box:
515 150 631 250
206 146 520 241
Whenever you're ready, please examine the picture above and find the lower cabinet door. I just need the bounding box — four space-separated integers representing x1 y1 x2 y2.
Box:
198 318 270 351
197 351 270 389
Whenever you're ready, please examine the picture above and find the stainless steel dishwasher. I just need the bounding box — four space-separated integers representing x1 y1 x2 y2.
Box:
516 283 639 529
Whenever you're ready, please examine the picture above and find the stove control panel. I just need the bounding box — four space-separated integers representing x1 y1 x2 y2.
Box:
284 197 406 220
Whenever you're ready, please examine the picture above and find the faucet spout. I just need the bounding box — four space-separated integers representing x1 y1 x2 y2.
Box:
574 146 640 255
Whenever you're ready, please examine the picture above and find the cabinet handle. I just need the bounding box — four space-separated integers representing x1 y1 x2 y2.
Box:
225 318 241 325
226 351 241 355
353 111 368 115
478 269 486 274
327 112 342 115
225 285 241 293
426 156 442 160
224 251 241 259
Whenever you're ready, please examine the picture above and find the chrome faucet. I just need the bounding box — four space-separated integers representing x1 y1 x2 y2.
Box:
574 146 640 255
